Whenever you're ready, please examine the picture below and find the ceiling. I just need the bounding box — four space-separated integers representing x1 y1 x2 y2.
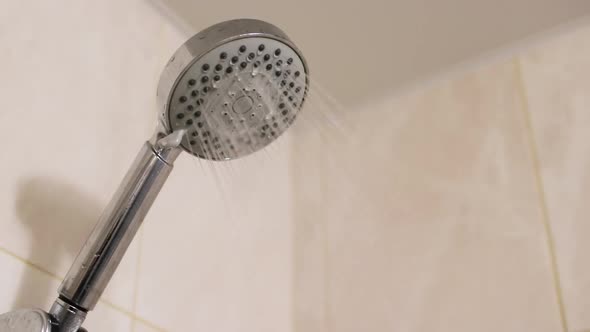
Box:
149 0 590 107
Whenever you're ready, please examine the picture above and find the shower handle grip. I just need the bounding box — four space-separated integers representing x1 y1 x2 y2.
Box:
55 140 181 313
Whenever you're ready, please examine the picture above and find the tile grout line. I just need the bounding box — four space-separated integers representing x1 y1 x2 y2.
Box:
289 144 299 332
0 246 62 281
320 159 331 332
513 58 569 332
99 298 167 332
322 215 331 332
0 245 167 332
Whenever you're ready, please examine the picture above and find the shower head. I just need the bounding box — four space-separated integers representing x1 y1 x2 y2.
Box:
157 19 309 160
9 19 313 332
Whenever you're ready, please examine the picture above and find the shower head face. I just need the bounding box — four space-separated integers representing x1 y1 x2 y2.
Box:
157 19 309 160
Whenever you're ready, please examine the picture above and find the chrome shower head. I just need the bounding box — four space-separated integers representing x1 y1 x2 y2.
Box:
157 19 309 160
0 19 312 332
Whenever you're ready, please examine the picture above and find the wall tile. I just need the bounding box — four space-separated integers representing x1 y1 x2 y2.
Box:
292 60 563 332
0 250 132 332
519 22 590 331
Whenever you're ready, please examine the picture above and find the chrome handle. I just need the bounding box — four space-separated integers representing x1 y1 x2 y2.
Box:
57 141 180 311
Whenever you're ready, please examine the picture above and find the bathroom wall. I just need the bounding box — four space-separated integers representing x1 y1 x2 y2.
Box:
0 1 589 332
292 22 590 332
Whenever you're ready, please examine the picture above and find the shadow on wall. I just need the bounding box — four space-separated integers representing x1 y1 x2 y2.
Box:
12 177 100 310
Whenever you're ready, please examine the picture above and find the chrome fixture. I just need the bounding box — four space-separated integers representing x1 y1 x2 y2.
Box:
0 18 308 332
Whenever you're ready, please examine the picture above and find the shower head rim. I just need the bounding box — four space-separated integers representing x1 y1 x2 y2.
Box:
156 19 310 142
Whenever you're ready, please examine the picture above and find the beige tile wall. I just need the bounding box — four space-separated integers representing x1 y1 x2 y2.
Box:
519 24 590 332
292 23 590 332
0 1 589 332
